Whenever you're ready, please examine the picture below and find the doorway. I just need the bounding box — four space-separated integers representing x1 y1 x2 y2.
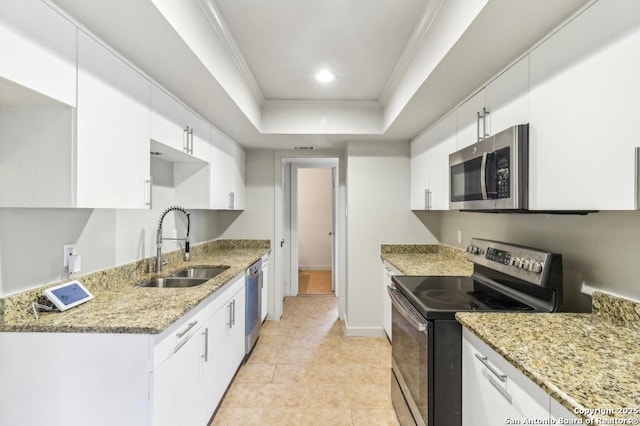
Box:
274 154 344 321
297 168 334 295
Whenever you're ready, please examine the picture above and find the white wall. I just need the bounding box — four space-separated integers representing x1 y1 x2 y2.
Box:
297 168 333 270
346 140 440 335
0 159 219 297
439 210 640 312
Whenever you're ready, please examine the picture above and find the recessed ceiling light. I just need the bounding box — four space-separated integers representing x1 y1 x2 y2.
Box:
315 69 336 83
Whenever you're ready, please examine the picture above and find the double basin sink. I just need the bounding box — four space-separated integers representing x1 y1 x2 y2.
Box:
137 266 230 288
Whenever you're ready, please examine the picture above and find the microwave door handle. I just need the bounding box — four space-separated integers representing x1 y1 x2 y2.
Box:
480 152 488 200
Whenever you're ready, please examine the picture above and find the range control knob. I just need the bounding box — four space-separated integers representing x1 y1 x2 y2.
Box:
529 262 543 274
520 259 531 270
467 245 480 255
511 257 521 267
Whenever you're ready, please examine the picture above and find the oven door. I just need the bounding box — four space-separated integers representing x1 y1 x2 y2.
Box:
449 137 497 210
388 285 431 426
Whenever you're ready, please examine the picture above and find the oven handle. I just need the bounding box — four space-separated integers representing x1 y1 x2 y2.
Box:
387 285 428 332
480 152 489 200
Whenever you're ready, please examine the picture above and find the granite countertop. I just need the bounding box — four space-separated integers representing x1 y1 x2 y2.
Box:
380 244 473 276
457 292 640 423
0 240 270 334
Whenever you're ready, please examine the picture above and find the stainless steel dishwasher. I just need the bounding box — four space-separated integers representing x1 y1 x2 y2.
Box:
245 259 262 356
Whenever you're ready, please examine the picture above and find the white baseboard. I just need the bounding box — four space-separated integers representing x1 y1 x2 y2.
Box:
344 318 386 337
298 265 332 271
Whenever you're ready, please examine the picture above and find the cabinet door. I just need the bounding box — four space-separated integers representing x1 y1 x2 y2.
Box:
202 276 246 420
189 113 210 162
202 297 234 420
529 0 640 210
410 131 431 210
426 112 457 210
456 89 486 149
485 55 529 136
150 85 188 153
261 261 269 322
152 326 203 426
76 31 151 208
228 286 246 368
0 0 76 106
231 143 246 210
210 128 235 209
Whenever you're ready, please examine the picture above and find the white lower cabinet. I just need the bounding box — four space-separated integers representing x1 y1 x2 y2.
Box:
152 318 205 426
261 255 270 322
201 274 246 422
463 327 574 426
0 273 248 426
381 260 400 340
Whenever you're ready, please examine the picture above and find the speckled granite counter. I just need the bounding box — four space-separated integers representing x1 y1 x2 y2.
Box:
457 292 640 423
0 240 270 334
380 244 473 276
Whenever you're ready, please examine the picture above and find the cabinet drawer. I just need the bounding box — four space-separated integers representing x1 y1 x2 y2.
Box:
153 308 204 370
204 272 245 318
463 328 549 421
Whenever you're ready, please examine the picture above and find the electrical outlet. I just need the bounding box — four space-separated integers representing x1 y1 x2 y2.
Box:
63 243 76 267
457 230 462 244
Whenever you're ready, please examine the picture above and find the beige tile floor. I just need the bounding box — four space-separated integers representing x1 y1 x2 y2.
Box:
210 296 399 426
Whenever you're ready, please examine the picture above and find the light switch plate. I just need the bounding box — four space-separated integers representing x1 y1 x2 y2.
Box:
63 243 76 267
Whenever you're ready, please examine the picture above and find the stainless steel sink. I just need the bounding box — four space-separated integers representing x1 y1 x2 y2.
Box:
136 277 210 288
170 266 230 279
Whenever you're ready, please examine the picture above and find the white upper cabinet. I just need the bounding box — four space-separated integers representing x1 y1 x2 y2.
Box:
485 56 529 137
0 0 76 106
76 31 151 209
457 56 530 150
529 0 640 210
150 85 209 162
410 111 457 210
210 128 245 210
456 89 487 150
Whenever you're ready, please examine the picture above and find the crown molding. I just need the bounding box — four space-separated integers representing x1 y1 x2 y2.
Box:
378 0 445 107
197 0 265 104
263 99 382 111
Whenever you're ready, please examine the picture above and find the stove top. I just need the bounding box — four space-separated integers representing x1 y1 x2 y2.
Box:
392 275 537 320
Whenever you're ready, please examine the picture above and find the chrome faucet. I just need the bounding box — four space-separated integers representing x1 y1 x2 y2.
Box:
156 205 191 273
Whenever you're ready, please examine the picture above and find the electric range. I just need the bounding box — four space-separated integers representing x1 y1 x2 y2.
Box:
389 238 562 426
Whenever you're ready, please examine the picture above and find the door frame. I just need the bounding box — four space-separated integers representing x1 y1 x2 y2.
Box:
273 151 346 320
290 161 337 296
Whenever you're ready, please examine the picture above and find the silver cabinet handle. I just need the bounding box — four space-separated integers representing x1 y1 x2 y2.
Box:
176 321 197 339
227 301 233 328
635 147 640 210
424 188 428 210
145 177 153 209
428 189 432 210
183 126 189 153
483 107 490 138
231 299 236 326
188 128 194 155
201 328 208 362
229 191 235 210
477 110 482 142
474 353 507 382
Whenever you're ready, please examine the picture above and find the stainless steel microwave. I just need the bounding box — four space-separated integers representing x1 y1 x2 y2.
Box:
449 124 528 211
